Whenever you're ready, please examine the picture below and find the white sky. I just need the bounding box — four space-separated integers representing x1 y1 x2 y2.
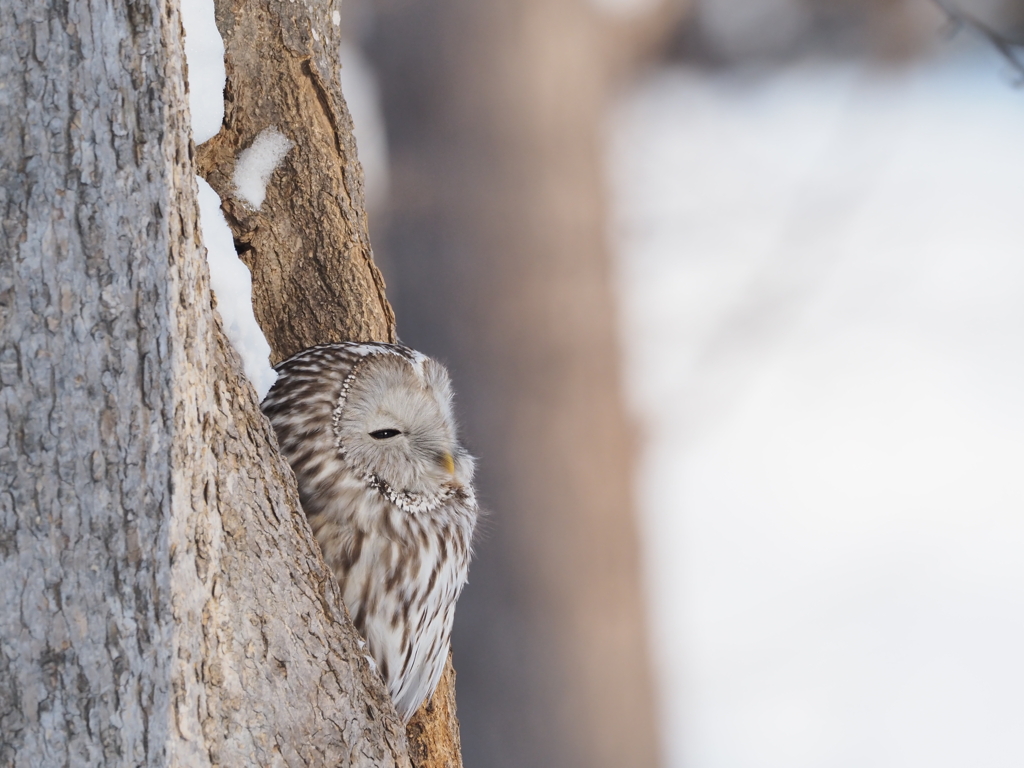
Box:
610 50 1024 768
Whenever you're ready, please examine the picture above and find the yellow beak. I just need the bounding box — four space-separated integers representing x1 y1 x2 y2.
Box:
441 452 455 475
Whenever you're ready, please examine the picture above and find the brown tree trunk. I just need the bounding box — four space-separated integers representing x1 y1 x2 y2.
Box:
365 1 682 766
0 0 413 763
192 0 465 763
194 0 394 357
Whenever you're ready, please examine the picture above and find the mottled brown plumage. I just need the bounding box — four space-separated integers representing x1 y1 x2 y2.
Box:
262 342 478 720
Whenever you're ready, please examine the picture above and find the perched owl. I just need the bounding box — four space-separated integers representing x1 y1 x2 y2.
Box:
261 342 478 721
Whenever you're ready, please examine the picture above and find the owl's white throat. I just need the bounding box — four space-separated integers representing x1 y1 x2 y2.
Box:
363 471 458 515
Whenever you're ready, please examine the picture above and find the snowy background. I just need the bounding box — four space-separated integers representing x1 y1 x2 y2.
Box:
610 49 1024 768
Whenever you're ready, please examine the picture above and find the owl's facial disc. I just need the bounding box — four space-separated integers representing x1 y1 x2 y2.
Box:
338 354 464 497
367 428 454 476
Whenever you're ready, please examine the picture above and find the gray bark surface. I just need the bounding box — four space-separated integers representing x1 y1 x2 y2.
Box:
0 0 411 764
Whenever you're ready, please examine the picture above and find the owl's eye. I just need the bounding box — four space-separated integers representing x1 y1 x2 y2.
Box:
369 428 402 440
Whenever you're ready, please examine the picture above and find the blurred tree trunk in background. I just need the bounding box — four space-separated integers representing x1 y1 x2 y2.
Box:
366 2 685 766
360 0 1024 765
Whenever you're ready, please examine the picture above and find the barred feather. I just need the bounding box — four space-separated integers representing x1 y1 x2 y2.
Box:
262 342 478 720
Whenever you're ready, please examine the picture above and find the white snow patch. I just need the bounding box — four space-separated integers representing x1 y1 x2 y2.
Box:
179 0 225 143
196 177 278 399
181 0 276 398
232 128 294 210
332 10 341 25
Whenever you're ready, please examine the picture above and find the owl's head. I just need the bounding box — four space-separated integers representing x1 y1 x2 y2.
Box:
335 351 474 497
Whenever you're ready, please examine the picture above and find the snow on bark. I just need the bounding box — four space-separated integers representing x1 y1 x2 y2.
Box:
180 0 277 399
194 0 395 358
196 177 277 398
232 128 295 210
180 0 225 144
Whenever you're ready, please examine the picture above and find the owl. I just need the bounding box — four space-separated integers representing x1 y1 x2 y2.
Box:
261 342 478 721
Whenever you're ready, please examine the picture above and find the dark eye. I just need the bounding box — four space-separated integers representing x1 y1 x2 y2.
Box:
369 429 402 440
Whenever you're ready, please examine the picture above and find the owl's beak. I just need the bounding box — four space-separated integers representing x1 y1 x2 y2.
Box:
440 452 456 475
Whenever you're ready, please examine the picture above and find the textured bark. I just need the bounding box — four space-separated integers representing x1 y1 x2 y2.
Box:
194 0 394 362
406 657 463 768
167 275 409 768
193 0 464 763
0 0 411 763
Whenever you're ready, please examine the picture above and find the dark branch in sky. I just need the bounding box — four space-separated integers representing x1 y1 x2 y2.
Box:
933 0 1024 83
